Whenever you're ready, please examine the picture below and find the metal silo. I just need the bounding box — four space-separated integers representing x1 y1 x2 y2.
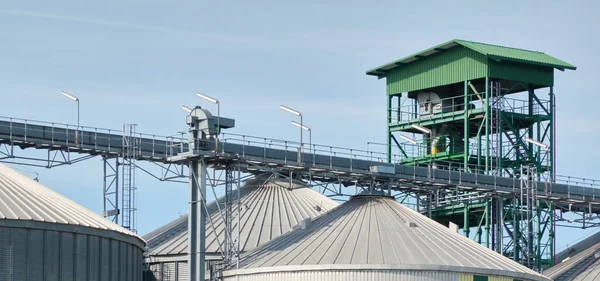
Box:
222 194 550 281
143 176 338 281
0 163 145 281
544 240 600 281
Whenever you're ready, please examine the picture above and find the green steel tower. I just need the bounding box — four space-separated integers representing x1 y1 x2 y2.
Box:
367 40 576 271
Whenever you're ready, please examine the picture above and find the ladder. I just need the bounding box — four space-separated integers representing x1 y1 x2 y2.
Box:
489 81 503 175
122 124 139 233
520 165 538 269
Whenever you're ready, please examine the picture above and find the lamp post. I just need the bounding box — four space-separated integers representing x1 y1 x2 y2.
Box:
398 134 418 145
61 91 80 146
197 93 220 154
280 105 303 162
197 93 219 135
525 137 550 183
411 124 432 157
525 137 549 149
181 105 193 113
291 121 311 154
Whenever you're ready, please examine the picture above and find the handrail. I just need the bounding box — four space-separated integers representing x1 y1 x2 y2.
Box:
388 94 550 123
3 117 600 192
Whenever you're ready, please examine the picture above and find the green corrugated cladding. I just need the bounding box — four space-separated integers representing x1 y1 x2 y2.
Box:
489 60 554 86
455 40 576 71
386 46 487 94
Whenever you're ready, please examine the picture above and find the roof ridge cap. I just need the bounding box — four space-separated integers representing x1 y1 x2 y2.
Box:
455 39 546 54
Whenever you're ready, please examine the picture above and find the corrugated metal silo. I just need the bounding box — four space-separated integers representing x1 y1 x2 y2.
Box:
143 176 338 281
544 239 600 280
222 194 550 281
0 163 145 281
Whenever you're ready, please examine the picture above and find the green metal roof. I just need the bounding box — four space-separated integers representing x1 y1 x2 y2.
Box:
366 39 576 77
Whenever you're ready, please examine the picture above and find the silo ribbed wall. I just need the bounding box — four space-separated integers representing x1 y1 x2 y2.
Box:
0 225 144 281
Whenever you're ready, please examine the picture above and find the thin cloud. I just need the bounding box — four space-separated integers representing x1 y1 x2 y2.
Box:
0 9 254 43
0 9 416 55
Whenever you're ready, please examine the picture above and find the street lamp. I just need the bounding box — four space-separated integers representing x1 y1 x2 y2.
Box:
61 91 80 146
280 105 302 143
411 124 434 156
411 124 431 134
526 137 550 186
398 134 418 145
181 105 193 113
197 93 220 136
280 105 303 161
291 121 311 154
525 138 549 149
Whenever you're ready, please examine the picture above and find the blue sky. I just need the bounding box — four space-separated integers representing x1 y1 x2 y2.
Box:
1 0 599 251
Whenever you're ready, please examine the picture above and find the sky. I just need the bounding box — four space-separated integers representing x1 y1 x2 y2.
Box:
1 0 599 252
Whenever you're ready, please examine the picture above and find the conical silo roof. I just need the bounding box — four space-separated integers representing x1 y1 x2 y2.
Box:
143 176 338 258
0 163 141 241
544 239 600 281
230 195 549 281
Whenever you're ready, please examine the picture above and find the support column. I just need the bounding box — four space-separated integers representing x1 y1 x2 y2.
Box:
387 94 392 163
549 87 555 181
397 94 402 124
464 81 469 170
103 156 119 224
551 202 556 266
189 159 207 281
485 76 490 174
477 134 482 172
514 198 520 262
536 199 542 271
495 198 504 254
485 198 490 248
528 89 535 160
464 203 470 238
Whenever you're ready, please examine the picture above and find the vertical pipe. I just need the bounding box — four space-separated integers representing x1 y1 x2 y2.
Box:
551 202 556 265
215 102 220 153
237 167 241 269
485 76 490 174
491 198 496 251
300 114 303 162
498 82 503 177
477 134 482 172
189 160 206 281
485 198 490 248
464 81 469 171
413 97 418 119
309 129 312 159
428 193 432 218
497 198 504 254
536 199 542 271
397 94 402 123
76 100 80 146
528 89 535 161
514 197 519 262
387 94 393 163
550 87 555 181
103 157 107 218
464 203 470 238
115 158 119 224
537 115 542 180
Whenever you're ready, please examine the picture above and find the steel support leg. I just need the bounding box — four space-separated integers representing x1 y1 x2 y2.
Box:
103 156 119 223
189 159 207 281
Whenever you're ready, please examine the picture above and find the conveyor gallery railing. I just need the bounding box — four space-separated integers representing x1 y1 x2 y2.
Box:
2 116 600 208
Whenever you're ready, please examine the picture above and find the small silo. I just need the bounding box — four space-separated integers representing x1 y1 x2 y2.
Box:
143 176 338 281
222 194 550 281
0 163 145 281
